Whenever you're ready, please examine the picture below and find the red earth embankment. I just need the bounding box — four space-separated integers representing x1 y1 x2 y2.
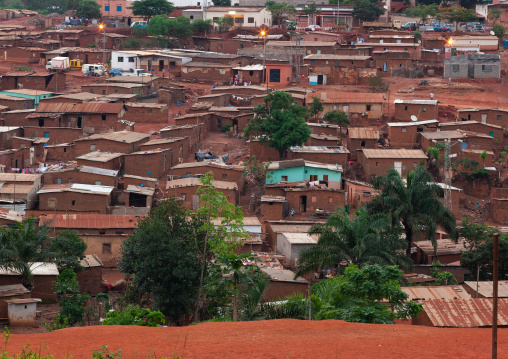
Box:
5 319 507 358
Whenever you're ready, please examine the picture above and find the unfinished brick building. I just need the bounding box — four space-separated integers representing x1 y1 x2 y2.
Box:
74 131 150 157
166 178 239 210
358 149 428 181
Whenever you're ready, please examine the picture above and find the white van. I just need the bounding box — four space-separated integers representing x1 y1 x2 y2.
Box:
82 64 106 76
130 21 147 29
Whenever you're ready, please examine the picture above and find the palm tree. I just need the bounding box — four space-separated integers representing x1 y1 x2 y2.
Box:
0 219 56 288
366 164 457 255
295 208 410 277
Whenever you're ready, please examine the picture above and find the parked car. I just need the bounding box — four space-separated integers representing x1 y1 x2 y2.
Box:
433 24 450 32
109 68 123 76
402 22 417 31
305 25 321 31
131 21 147 29
473 24 484 32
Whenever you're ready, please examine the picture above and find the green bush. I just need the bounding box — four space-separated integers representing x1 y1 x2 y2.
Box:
221 124 232 133
469 168 491 180
102 305 165 326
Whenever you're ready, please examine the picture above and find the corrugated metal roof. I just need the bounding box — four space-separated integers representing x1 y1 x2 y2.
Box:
0 284 30 297
304 54 371 60
76 151 124 162
361 149 427 159
414 238 467 256
422 298 508 328
142 137 187 146
36 102 124 114
269 223 313 233
402 286 471 302
290 146 349 154
0 262 58 276
267 41 337 47
260 267 309 283
261 195 286 203
394 99 438 105
388 120 439 127
439 121 503 130
0 173 41 182
348 127 379 139
80 254 103 268
0 126 20 132
281 232 318 244
40 213 144 229
268 159 342 172
82 83 145 89
75 131 149 144
312 91 384 104
166 178 238 190
79 166 118 177
171 160 244 171
463 281 508 298
37 183 114 195
125 185 155 196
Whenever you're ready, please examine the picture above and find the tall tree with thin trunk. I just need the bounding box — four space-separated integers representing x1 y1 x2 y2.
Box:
323 110 349 144
192 172 247 322
366 164 457 255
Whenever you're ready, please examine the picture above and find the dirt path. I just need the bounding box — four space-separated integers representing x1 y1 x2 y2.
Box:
5 319 508 358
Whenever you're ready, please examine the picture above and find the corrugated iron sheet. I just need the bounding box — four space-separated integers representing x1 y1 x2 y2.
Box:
349 127 380 140
36 102 124 114
40 213 144 229
423 298 508 328
463 281 508 298
362 149 428 159
310 92 385 104
402 286 471 301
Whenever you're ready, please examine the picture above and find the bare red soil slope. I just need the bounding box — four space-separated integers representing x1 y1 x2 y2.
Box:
5 319 508 358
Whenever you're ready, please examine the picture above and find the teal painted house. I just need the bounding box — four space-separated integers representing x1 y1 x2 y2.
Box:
266 159 343 189
0 89 55 108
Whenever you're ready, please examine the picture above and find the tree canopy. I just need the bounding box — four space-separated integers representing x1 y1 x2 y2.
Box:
352 0 384 22
148 15 192 46
367 164 457 255
436 7 477 25
244 91 311 160
265 1 295 27
323 110 349 144
309 96 324 121
312 265 422 324
368 73 389 93
119 198 206 324
192 19 213 34
213 0 231 5
296 208 410 277
128 0 175 20
76 0 102 19
404 4 438 23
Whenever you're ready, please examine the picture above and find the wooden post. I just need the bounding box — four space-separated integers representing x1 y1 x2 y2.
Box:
492 233 499 359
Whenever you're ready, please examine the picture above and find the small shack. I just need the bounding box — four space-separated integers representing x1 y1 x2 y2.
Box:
6 298 41 327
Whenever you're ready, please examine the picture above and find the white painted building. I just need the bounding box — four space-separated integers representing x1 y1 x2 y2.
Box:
204 6 271 28
111 50 192 73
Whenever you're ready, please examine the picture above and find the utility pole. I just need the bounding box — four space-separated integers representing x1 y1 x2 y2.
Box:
443 139 452 211
493 233 499 359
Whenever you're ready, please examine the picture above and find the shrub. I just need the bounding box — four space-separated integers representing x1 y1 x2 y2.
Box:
221 124 231 133
469 168 491 180
102 305 165 326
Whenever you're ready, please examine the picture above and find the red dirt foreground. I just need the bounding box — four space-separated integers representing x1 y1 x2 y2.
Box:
6 319 507 358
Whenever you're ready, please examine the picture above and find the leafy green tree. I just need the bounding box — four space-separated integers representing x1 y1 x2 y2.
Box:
437 7 477 27
192 19 212 33
168 16 193 43
129 0 175 20
0 219 57 287
296 208 410 277
414 0 440 5
368 73 389 93
429 261 458 285
489 9 502 24
313 265 422 323
147 14 172 46
301 3 321 24
53 269 90 326
102 305 165 326
404 4 438 24
309 96 324 121
367 164 457 255
323 110 349 144
244 91 311 160
213 0 231 5
459 217 508 280
493 24 505 40
479 150 488 168
217 16 234 32
265 1 295 28
5 0 25 9
65 0 79 10
193 172 247 322
51 230 87 273
119 198 205 324
76 0 102 19
352 0 384 22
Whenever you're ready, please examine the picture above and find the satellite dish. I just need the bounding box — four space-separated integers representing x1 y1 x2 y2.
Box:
411 115 418 122
490 30 495 36
418 39 421 44
383 5 388 9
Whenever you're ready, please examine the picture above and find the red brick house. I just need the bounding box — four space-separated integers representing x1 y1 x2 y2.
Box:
358 149 428 181
170 161 245 191
124 149 172 179
387 120 439 148
394 99 438 122
76 151 124 171
347 127 379 161
166 177 238 210
74 131 150 157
